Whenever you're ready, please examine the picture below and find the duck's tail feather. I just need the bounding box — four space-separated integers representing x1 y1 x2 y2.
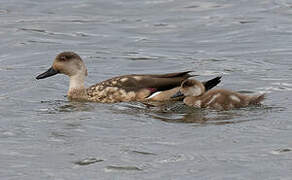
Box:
203 76 222 91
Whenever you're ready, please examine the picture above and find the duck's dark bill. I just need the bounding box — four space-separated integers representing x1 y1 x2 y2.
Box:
171 91 184 98
36 67 59 79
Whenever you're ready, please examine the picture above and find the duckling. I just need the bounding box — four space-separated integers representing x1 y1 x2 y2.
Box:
172 79 265 110
36 52 222 103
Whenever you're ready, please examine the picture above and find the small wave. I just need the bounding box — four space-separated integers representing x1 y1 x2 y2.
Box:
37 100 95 113
257 84 292 92
130 150 157 156
74 158 104 166
0 9 9 15
270 148 292 155
25 40 61 45
105 165 142 172
183 2 230 11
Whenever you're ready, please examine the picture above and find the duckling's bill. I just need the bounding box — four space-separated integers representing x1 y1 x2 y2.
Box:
171 91 184 98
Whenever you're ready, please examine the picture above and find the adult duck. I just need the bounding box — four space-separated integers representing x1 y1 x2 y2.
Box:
36 52 221 103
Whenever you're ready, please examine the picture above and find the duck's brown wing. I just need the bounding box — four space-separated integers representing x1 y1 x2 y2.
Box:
136 72 221 91
142 71 193 78
131 71 194 91
93 71 193 92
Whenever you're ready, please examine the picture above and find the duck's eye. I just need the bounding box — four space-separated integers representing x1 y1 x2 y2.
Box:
60 56 66 61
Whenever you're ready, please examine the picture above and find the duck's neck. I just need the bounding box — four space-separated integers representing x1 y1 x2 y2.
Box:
68 74 88 100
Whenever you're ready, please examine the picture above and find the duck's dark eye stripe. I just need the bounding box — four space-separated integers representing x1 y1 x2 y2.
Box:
60 56 66 61
59 55 73 61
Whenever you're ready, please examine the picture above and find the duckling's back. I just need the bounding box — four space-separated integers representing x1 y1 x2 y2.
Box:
190 89 264 110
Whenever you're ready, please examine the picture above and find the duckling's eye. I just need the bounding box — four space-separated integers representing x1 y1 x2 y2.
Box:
182 80 193 88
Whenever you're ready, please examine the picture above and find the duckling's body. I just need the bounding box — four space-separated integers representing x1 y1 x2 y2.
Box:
174 79 265 110
36 52 221 103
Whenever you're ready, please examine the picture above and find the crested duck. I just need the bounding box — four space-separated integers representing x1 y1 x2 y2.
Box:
172 79 265 110
36 52 221 103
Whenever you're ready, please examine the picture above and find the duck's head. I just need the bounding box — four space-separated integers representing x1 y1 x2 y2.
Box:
36 51 88 79
171 79 205 98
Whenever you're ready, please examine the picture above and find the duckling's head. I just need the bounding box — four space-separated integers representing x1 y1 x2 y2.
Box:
171 79 205 98
36 51 88 79
180 79 205 96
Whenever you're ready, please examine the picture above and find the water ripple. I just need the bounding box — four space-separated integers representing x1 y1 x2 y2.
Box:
105 165 143 172
74 158 104 166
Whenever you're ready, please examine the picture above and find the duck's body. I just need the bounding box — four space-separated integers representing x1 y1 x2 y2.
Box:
85 72 189 103
173 79 265 110
36 52 221 103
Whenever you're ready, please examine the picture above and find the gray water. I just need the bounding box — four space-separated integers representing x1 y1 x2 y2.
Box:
1 0 292 179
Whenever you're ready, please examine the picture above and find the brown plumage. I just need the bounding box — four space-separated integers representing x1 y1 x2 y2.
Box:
174 79 265 110
36 52 221 103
